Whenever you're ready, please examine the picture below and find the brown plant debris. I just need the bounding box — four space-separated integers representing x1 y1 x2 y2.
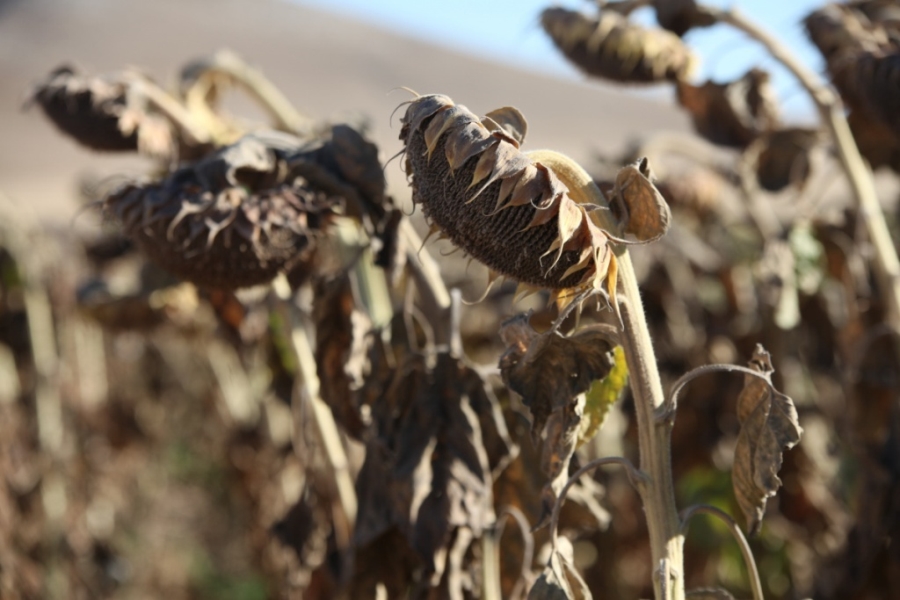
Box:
399 93 617 300
651 0 716 37
528 539 593 600
541 7 696 84
27 65 174 156
676 68 780 149
750 128 823 192
499 314 616 522
733 344 803 535
104 132 338 290
354 351 515 592
610 157 671 241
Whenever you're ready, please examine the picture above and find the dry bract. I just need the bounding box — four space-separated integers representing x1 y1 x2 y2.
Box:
540 7 696 84
105 132 337 290
399 94 616 299
27 65 173 156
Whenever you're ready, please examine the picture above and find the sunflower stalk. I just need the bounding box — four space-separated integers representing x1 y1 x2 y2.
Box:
528 150 685 599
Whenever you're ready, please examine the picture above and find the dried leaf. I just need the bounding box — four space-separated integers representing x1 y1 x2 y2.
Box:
527 540 593 600
612 157 671 241
499 315 616 437
676 69 779 148
733 345 803 534
751 128 822 192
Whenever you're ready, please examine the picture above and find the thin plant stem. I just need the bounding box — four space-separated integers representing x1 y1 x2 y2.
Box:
659 363 777 423
699 4 900 331
680 504 765 600
528 149 684 599
548 456 646 553
494 506 535 600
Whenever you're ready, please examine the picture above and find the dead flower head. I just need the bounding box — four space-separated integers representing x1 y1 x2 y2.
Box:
399 93 617 300
105 131 338 289
541 7 697 84
27 65 174 156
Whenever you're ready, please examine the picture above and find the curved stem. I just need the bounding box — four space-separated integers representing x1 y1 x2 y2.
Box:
125 74 212 146
680 504 765 600
493 506 536 600
659 363 775 424
181 50 313 135
549 456 646 554
529 149 685 599
699 5 900 331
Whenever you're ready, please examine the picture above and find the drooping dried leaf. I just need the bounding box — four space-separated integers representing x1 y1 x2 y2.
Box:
612 157 671 241
399 93 614 294
355 351 514 588
848 108 900 173
733 344 803 534
104 132 338 289
527 540 593 600
541 7 697 84
313 274 372 439
652 0 716 37
499 314 616 438
27 65 174 156
676 69 779 148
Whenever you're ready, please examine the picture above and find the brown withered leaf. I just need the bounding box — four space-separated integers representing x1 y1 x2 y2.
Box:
355 351 514 588
527 540 593 600
499 314 616 437
676 68 779 148
313 273 372 439
733 344 803 534
612 157 671 241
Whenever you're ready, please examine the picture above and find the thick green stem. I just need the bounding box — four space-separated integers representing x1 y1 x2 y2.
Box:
527 150 685 599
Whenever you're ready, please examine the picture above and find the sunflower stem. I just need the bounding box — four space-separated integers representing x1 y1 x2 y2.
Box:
528 150 685 600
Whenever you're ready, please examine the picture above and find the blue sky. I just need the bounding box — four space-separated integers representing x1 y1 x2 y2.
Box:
294 0 826 119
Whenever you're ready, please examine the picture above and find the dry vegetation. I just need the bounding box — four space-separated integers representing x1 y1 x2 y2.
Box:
3 1 900 598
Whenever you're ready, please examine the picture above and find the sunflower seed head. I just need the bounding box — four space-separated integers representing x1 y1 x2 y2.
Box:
541 7 697 84
105 132 338 289
399 94 614 293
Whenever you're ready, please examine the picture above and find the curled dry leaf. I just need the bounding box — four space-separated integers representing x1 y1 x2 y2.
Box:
27 65 174 156
733 344 803 534
399 93 616 300
541 7 696 84
105 132 338 289
499 313 617 522
611 157 671 241
676 68 780 148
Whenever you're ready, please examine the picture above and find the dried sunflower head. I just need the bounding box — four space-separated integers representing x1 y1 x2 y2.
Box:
541 7 697 84
676 68 779 148
105 131 338 289
27 65 174 156
399 94 616 298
